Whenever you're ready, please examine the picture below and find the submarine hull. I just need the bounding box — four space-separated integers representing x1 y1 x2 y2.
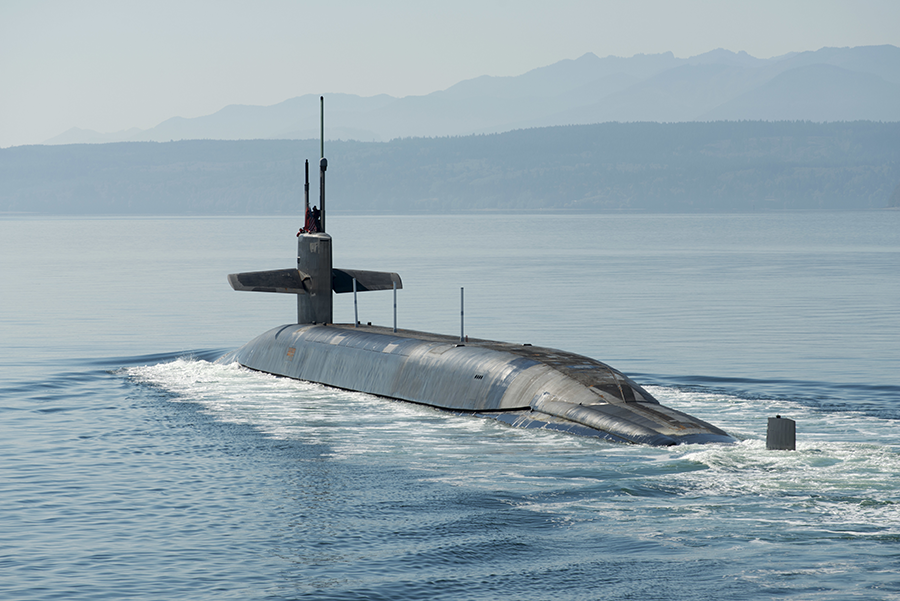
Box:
218 323 735 446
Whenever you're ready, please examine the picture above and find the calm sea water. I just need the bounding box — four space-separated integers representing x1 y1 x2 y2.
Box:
2 212 899 600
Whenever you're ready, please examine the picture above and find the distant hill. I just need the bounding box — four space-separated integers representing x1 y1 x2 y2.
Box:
43 45 900 145
7 121 900 215
701 64 900 121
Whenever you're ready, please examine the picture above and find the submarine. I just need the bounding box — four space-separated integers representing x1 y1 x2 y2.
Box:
218 102 734 446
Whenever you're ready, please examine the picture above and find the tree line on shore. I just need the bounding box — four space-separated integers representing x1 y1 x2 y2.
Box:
2 121 899 215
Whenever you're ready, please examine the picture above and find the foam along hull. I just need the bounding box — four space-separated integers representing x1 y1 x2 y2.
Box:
218 323 735 446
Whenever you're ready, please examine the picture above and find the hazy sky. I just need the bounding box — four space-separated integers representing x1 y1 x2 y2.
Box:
2 0 899 147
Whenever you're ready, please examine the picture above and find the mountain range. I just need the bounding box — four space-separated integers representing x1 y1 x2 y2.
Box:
46 45 900 145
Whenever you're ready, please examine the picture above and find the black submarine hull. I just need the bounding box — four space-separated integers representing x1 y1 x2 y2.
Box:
218 323 735 446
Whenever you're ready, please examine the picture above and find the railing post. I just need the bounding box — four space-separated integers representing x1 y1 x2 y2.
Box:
460 287 465 343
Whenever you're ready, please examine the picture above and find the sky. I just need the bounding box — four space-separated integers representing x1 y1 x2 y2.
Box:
2 0 899 148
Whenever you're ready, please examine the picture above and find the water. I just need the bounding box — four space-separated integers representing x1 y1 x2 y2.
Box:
2 212 899 599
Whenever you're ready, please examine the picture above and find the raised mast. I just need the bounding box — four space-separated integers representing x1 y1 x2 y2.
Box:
304 159 309 216
319 96 326 233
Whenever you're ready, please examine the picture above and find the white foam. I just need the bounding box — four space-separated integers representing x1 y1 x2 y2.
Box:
126 358 900 535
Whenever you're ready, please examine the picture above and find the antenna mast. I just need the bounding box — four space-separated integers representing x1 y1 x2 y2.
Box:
319 95 327 232
304 159 309 215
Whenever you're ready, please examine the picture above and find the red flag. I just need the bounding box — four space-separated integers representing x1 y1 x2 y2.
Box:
305 207 318 233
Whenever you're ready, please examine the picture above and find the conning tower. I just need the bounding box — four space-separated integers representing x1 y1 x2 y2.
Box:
227 97 401 324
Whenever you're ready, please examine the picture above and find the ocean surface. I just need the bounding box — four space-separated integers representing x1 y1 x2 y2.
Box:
2 212 899 600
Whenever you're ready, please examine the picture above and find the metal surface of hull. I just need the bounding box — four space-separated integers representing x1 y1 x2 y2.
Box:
219 323 735 446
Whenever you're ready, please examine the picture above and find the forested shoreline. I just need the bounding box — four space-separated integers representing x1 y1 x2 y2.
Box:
3 121 899 215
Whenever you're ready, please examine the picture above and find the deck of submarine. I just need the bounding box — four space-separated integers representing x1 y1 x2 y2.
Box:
323 322 657 404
